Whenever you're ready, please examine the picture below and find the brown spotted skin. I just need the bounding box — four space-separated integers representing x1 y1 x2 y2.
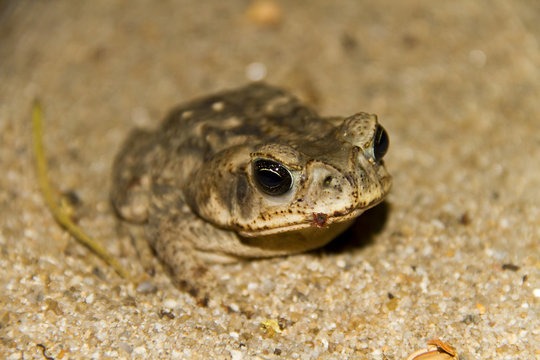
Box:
111 83 391 307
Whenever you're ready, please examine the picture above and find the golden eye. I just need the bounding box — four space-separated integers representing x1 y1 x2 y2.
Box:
252 159 292 196
373 125 389 162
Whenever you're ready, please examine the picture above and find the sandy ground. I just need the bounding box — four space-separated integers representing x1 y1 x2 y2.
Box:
1 0 539 359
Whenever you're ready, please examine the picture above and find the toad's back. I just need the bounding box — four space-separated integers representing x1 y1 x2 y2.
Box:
158 83 336 159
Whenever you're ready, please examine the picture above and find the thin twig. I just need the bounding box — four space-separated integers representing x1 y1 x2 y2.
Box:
32 101 130 279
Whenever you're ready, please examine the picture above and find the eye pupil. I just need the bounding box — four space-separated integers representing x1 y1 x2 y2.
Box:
253 159 292 196
258 169 283 188
373 125 389 162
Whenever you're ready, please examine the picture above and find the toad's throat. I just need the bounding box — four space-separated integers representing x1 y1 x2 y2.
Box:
238 218 357 257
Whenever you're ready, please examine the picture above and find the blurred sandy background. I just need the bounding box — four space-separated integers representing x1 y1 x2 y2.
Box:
1 0 539 359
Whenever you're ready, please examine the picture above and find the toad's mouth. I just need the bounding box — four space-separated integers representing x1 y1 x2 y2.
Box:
237 194 386 238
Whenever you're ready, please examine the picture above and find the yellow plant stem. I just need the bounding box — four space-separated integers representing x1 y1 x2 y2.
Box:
32 101 130 279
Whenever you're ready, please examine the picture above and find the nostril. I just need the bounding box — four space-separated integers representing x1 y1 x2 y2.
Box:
323 176 333 187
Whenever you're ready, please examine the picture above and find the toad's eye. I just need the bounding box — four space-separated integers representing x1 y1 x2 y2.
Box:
373 125 389 162
252 159 293 196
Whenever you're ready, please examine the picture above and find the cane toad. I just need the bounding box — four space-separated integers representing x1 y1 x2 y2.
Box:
111 83 391 304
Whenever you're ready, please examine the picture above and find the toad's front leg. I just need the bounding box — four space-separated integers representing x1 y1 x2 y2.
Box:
145 191 260 313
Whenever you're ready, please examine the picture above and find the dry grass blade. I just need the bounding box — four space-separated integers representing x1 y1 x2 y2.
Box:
32 101 130 280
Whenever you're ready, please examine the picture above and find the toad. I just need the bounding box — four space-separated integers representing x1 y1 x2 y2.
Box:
111 83 391 305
